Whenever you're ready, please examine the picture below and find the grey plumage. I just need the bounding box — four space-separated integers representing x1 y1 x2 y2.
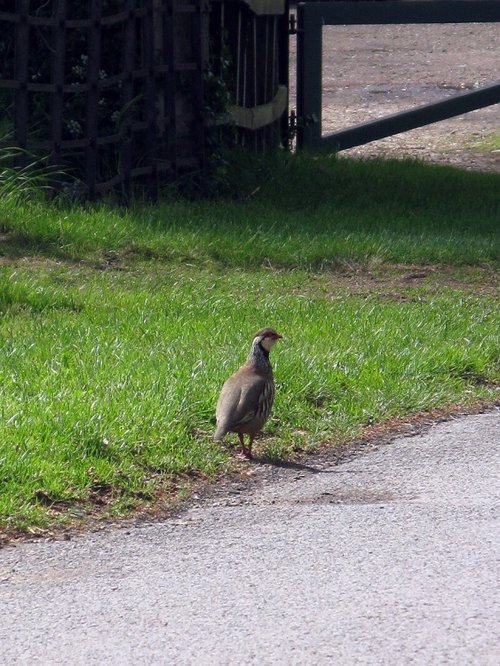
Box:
214 327 282 458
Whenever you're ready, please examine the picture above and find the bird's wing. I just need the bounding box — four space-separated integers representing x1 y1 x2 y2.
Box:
216 371 267 430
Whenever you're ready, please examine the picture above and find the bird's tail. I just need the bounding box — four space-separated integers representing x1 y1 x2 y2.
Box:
213 423 228 442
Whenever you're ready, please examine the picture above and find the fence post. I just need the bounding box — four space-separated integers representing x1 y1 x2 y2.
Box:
86 0 103 200
121 0 137 201
51 0 67 173
14 0 30 167
296 3 322 150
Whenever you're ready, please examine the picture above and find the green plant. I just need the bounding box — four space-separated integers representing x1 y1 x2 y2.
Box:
0 145 61 203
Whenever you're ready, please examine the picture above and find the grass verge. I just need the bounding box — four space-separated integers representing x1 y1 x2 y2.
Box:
1 153 499 267
0 153 499 538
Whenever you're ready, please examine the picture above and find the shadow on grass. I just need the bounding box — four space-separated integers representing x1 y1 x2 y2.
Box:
0 233 87 267
1 152 499 268
215 151 500 232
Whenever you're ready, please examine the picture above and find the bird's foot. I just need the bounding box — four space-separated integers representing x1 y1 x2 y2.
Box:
237 448 253 460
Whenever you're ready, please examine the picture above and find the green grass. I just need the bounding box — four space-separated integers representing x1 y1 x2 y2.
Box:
1 153 499 267
0 145 59 205
0 153 499 534
472 132 500 153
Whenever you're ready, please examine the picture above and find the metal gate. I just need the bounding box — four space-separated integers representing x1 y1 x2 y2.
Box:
295 1 500 151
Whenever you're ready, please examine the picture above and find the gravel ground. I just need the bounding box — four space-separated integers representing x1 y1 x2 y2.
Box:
1 409 499 665
289 21 500 172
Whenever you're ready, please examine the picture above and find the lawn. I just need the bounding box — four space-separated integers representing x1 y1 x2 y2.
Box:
0 153 499 536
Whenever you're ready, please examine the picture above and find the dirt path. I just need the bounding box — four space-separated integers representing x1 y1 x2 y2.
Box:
290 21 500 172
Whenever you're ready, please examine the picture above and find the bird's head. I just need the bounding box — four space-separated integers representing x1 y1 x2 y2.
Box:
253 327 283 353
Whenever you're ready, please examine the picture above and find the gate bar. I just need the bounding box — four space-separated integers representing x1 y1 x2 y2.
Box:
326 82 500 152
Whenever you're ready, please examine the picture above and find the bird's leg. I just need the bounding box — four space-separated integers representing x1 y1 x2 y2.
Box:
237 432 252 459
246 435 254 459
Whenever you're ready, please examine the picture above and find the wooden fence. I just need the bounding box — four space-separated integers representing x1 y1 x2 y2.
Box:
0 0 289 199
0 0 209 198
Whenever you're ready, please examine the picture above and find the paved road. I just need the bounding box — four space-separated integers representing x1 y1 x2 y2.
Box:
1 410 499 665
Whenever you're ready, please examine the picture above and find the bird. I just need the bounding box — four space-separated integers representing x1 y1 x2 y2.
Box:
213 327 282 459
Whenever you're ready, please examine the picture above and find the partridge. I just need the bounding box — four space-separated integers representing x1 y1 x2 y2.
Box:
213 327 282 458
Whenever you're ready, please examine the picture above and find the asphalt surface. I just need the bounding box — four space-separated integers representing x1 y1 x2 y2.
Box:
1 409 499 665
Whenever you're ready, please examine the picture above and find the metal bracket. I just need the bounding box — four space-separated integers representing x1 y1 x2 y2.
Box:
289 14 303 35
289 110 319 129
